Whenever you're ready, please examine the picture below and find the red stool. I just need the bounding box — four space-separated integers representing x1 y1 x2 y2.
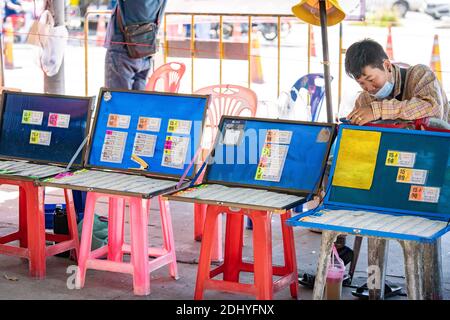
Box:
0 179 79 279
194 203 223 262
194 205 298 300
75 192 178 296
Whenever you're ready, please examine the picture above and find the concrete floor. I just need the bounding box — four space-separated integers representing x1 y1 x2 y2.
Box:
0 185 449 300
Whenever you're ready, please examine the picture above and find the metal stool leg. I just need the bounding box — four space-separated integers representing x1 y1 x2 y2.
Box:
346 236 363 284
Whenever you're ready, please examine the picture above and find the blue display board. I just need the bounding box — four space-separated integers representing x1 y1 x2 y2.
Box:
0 91 93 166
87 89 208 179
204 117 336 195
326 126 450 218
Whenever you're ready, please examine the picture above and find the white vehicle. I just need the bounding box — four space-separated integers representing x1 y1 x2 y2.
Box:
425 0 450 20
366 0 428 17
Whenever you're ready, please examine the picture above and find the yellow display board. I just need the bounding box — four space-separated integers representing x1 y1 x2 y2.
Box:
332 129 381 190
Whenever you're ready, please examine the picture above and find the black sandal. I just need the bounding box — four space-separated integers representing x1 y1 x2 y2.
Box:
352 281 402 299
298 273 316 288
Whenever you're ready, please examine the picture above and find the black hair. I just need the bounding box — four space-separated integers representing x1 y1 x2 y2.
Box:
345 39 388 79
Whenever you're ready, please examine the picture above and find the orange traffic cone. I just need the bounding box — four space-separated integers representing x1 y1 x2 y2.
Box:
96 15 106 46
386 25 394 60
309 27 316 57
3 17 14 69
430 34 442 83
250 28 264 84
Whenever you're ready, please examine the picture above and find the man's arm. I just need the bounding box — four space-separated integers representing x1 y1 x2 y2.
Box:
371 66 445 121
346 92 375 125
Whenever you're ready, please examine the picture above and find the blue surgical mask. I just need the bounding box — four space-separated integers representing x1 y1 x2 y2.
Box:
372 80 394 100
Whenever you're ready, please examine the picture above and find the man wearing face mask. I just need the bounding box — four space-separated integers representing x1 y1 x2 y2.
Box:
345 39 449 126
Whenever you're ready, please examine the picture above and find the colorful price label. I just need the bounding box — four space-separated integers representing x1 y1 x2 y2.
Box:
100 130 127 163
107 114 131 129
137 117 161 132
396 168 427 185
261 144 271 157
255 143 289 182
409 186 440 203
22 110 44 125
167 119 192 135
161 135 190 169
132 133 157 157
48 113 70 128
265 130 293 144
29 130 52 146
385 150 416 167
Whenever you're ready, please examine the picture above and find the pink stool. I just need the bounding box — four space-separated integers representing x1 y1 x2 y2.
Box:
75 192 178 296
0 179 79 278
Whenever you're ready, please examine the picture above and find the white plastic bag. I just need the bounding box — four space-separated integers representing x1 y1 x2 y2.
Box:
38 10 68 77
292 94 312 121
276 91 291 119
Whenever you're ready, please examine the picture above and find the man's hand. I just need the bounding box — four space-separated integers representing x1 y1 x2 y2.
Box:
347 107 376 125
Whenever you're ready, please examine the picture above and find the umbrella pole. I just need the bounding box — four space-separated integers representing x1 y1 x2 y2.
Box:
319 0 334 123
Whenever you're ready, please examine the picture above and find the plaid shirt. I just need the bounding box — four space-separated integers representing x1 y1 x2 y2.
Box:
354 64 449 123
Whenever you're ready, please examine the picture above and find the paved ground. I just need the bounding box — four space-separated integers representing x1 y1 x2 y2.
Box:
0 184 449 300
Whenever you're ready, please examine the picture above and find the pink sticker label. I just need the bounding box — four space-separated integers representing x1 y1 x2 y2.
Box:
49 114 58 126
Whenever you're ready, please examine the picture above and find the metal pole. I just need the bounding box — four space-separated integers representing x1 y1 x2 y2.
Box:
277 16 281 97
163 14 168 64
44 0 65 94
319 0 333 124
307 23 311 75
0 36 5 87
219 15 223 87
190 14 195 93
338 23 343 117
84 12 89 96
247 16 251 89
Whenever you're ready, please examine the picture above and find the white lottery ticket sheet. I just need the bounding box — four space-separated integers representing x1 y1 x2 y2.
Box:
223 128 242 145
100 130 128 164
255 144 289 182
29 130 52 146
167 119 192 135
132 133 157 157
265 130 293 145
45 169 178 195
174 184 303 209
107 114 131 129
137 117 161 132
48 113 70 128
300 209 447 238
22 110 44 125
161 136 190 169
0 160 65 178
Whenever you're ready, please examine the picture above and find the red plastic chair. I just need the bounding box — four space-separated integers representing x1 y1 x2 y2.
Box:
145 62 186 93
192 84 258 261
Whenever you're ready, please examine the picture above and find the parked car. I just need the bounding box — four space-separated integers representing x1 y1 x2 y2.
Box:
425 0 450 19
366 0 427 17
